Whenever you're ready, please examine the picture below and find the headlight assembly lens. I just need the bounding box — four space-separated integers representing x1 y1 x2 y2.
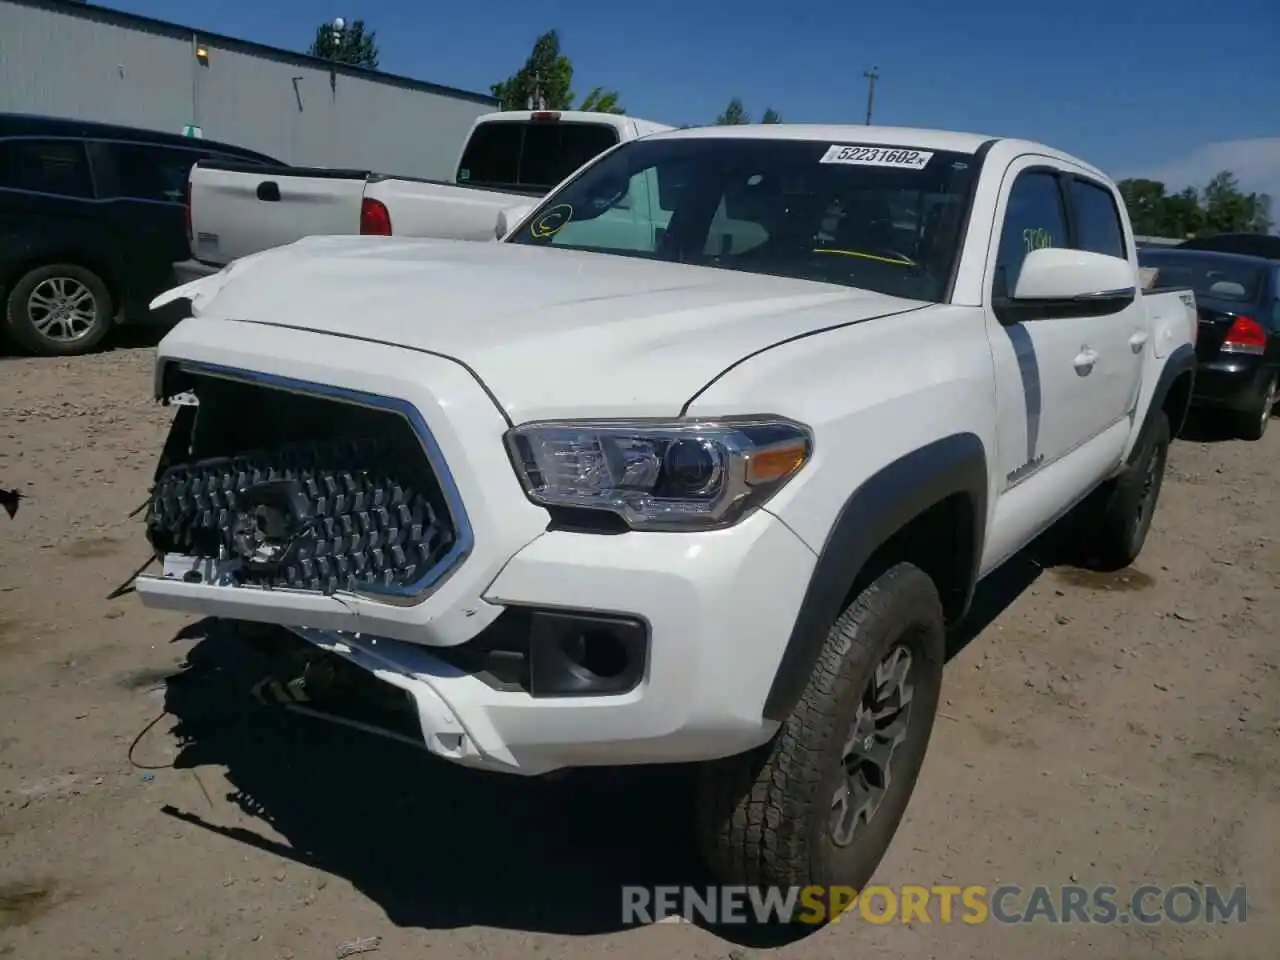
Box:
504 417 812 530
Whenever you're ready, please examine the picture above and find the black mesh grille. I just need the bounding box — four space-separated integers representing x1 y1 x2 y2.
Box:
146 436 456 596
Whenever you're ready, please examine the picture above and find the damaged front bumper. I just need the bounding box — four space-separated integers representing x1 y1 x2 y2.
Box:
134 317 813 775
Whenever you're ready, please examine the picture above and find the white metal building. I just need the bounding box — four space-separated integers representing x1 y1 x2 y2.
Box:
0 0 499 178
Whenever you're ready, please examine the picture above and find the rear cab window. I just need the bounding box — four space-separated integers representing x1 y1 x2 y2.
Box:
0 138 95 198
457 120 620 193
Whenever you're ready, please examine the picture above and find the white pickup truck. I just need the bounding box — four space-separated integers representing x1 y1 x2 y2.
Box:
185 109 672 269
142 124 1197 902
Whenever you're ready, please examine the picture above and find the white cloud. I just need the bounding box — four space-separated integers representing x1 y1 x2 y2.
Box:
1135 137 1280 200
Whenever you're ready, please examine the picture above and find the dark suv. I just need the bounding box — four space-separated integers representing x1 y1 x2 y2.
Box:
0 113 283 357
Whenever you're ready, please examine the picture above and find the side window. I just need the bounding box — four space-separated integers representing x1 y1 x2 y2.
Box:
994 170 1068 298
1069 178 1127 259
0 138 95 198
1273 269 1280 329
97 143 197 203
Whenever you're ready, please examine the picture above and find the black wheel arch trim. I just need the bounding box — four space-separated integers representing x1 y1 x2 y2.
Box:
762 432 988 722
1134 342 1196 456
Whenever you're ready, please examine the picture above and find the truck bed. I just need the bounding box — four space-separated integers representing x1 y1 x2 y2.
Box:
187 160 535 266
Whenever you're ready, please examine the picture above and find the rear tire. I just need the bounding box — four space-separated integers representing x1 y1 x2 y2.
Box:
1231 373 1276 442
3 264 114 357
1078 411 1171 571
694 562 945 910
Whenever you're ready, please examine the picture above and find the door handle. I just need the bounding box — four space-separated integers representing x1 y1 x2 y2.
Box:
1128 331 1149 352
1073 347 1098 375
256 181 281 202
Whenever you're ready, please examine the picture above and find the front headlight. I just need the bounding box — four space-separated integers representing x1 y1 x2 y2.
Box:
504 417 813 531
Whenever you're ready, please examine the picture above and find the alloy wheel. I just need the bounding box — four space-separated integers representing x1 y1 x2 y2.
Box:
830 644 915 847
27 277 99 343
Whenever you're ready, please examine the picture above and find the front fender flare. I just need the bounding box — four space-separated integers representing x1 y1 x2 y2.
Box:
762 433 988 722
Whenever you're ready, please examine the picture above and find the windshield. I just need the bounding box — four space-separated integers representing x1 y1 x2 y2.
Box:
1138 251 1265 303
505 136 979 302
457 120 620 192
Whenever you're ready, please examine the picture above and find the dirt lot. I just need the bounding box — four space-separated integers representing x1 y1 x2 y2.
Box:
0 344 1276 960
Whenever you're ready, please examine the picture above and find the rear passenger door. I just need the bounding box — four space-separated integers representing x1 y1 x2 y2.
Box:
0 137 112 282
88 140 201 307
1062 171 1145 429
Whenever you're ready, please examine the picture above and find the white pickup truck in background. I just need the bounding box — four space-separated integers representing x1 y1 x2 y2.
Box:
185 110 672 269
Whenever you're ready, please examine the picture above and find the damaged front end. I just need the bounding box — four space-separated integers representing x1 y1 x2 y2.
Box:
143 363 465 600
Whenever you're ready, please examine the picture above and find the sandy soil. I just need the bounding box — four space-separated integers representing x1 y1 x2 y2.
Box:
0 344 1276 960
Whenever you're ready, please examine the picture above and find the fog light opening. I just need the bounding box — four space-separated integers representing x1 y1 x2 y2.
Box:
561 629 629 681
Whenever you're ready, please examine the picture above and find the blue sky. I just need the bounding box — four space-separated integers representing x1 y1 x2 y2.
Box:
107 0 1280 202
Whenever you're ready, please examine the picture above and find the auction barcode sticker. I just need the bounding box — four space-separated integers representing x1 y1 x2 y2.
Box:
819 145 934 169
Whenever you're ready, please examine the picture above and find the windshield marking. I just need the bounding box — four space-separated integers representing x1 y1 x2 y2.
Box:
813 248 916 267
819 145 934 169
531 203 573 238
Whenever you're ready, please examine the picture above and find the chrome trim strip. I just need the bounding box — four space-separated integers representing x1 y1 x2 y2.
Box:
1074 286 1136 301
173 360 474 605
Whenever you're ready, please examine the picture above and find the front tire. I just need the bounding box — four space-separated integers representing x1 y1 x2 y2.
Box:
3 264 114 357
695 562 945 901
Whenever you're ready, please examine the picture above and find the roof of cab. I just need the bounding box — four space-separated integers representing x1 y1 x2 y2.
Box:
1138 246 1277 269
474 110 674 135
642 124 1125 185
647 123 999 154
0 112 282 164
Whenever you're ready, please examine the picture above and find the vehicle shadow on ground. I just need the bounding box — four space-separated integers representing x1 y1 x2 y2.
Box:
1176 408 1252 444
108 302 190 349
154 545 1045 945
0 304 185 358
158 617 708 937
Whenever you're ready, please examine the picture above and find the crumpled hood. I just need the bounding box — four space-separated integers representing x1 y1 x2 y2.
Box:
155 235 926 421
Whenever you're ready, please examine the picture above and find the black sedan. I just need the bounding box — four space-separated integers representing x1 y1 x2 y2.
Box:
1138 247 1279 440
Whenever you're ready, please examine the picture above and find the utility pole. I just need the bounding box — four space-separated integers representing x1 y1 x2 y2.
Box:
528 71 546 110
328 17 344 93
863 66 879 125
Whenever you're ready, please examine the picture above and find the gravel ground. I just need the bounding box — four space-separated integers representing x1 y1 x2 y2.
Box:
0 344 1277 960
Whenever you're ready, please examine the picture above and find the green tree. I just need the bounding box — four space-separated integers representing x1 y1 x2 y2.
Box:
761 107 782 123
1117 178 1169 236
1246 193 1274 234
307 19 379 68
1117 173 1272 238
1163 187 1206 238
490 30 624 114
578 86 625 114
715 97 750 125
1202 171 1249 234
1202 171 1273 234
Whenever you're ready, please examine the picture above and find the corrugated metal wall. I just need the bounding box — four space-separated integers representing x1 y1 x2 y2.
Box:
0 0 498 178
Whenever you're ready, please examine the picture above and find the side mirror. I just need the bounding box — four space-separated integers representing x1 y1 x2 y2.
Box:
1001 248 1136 322
495 203 534 241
